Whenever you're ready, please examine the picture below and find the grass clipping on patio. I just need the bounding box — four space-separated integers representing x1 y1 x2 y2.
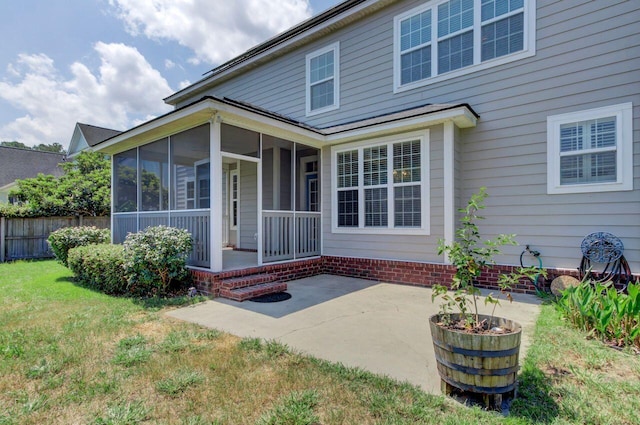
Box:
1 260 639 424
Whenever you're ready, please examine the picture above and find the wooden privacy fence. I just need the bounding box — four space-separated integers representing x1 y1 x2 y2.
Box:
0 216 110 262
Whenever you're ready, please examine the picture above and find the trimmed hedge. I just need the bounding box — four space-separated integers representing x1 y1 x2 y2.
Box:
64 225 192 298
68 244 128 295
123 226 193 296
48 226 110 266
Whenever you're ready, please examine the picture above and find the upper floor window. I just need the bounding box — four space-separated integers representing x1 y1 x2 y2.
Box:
332 131 430 235
306 42 340 116
394 0 535 92
547 103 633 194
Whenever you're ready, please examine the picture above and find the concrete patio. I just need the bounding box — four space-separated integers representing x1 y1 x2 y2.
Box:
166 274 542 394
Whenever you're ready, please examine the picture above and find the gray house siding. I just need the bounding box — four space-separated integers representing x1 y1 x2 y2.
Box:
174 0 638 270
239 161 258 250
455 0 640 270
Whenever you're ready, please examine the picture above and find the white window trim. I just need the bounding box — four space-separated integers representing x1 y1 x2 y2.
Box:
306 42 340 117
393 0 536 93
331 130 430 235
185 177 195 209
547 102 633 194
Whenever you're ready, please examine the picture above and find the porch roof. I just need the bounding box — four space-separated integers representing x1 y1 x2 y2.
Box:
93 96 478 155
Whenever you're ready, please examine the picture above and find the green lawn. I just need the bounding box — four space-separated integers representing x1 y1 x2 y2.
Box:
1 260 639 424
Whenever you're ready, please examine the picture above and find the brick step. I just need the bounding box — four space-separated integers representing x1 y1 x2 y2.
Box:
220 273 277 290
219 281 287 302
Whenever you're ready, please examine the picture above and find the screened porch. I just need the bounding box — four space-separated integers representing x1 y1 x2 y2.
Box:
111 121 320 271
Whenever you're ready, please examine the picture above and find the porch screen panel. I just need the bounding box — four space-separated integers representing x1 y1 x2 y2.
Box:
221 124 260 158
170 124 210 210
113 148 138 212
140 138 169 211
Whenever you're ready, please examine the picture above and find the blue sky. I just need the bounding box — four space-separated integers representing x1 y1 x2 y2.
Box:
0 0 341 147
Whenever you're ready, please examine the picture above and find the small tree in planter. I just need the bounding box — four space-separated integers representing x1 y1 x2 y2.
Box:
432 187 540 331
430 187 544 407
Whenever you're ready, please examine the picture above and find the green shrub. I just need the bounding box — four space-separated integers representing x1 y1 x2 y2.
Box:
48 226 110 266
556 279 640 349
68 244 127 295
122 226 192 296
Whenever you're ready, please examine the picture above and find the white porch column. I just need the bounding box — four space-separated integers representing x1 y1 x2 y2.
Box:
443 121 455 264
257 135 263 266
110 154 115 244
210 115 223 271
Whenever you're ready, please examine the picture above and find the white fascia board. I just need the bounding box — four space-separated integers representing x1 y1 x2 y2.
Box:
213 102 324 148
323 106 477 145
164 1 391 106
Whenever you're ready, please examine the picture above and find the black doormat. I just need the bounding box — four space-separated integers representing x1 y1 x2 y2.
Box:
249 292 292 303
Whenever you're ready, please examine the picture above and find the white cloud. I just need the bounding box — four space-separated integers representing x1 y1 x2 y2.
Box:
109 0 313 65
165 59 175 69
0 43 172 147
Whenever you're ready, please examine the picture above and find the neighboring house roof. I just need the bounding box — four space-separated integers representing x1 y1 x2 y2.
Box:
78 123 122 147
0 146 66 191
165 0 395 105
67 122 121 156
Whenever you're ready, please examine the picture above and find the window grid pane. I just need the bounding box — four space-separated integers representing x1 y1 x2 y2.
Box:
481 0 523 21
560 123 583 152
401 46 432 85
560 152 617 185
591 152 616 181
560 117 617 152
364 145 388 186
337 150 358 188
310 51 334 84
338 190 358 227
365 188 388 227
438 0 474 38
393 141 421 183
400 10 432 51
481 13 524 61
394 185 421 227
310 80 334 110
590 117 616 148
438 31 474 73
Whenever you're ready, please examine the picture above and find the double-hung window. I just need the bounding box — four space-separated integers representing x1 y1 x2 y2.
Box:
306 42 339 116
394 0 535 91
547 103 633 194
333 132 430 234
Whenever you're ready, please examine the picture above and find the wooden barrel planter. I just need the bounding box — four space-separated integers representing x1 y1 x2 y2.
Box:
429 313 522 407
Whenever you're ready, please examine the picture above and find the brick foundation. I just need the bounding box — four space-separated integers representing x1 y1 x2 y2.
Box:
190 254 640 299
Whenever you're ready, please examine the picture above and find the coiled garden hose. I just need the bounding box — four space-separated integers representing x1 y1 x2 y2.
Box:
520 245 543 293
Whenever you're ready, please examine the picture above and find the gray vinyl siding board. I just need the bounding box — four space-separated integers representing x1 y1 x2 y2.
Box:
262 149 274 210
239 161 258 250
173 0 639 270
